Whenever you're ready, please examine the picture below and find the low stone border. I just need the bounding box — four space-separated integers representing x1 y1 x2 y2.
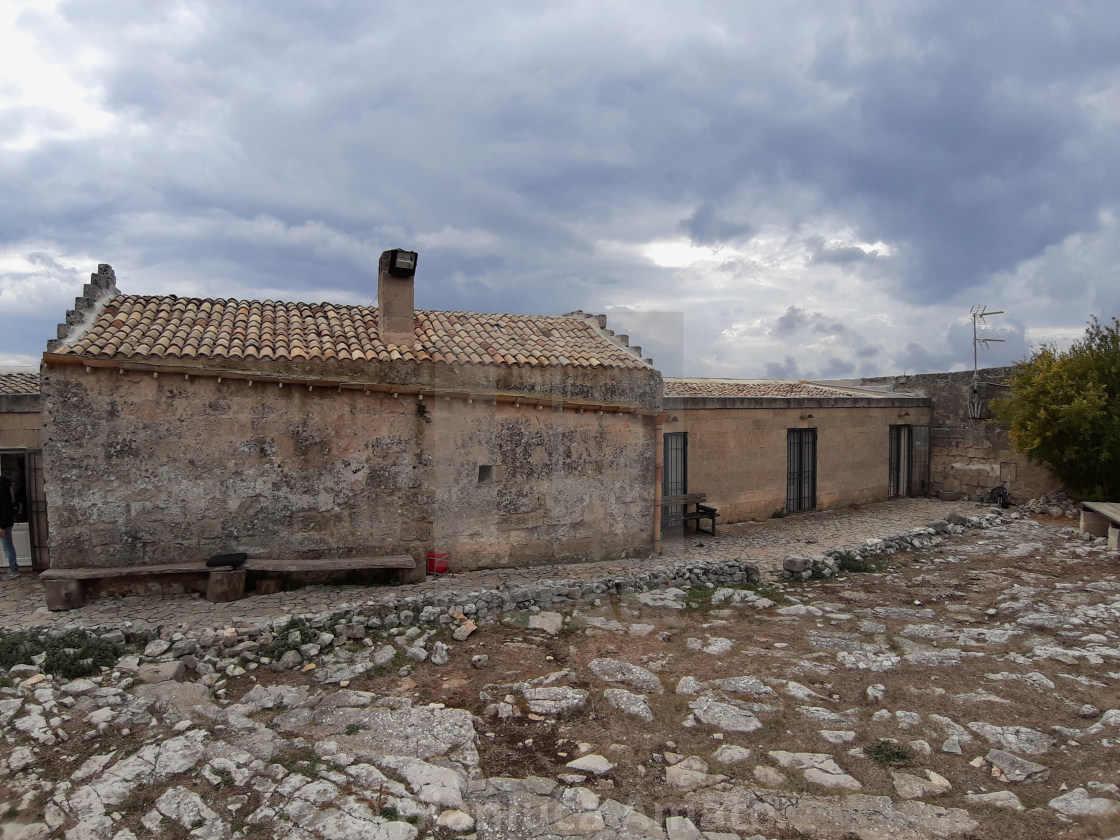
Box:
9 513 1009 655
781 512 1005 580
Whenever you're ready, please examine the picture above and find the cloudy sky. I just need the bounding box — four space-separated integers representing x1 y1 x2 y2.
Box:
2 1 1117 378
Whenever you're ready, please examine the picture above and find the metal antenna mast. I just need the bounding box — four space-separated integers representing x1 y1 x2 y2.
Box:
968 305 1005 420
970 304 1005 377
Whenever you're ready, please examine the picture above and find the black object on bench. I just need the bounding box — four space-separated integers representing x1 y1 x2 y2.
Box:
206 552 248 568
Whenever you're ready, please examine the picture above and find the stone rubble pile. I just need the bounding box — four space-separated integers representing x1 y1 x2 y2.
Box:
1021 490 1080 519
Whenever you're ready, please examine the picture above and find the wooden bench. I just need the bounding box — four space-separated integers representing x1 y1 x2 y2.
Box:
661 492 718 536
41 563 213 611
40 555 424 611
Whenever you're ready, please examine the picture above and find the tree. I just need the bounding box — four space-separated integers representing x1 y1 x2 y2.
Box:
991 316 1120 499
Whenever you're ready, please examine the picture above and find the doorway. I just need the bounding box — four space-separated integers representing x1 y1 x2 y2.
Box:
663 432 687 529
0 450 49 571
786 428 817 513
889 425 931 498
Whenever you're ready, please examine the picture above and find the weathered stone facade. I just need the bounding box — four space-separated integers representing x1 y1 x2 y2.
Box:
663 393 932 523
41 366 655 570
859 369 1058 502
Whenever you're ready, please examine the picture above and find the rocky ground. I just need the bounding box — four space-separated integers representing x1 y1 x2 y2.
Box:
2 509 1120 839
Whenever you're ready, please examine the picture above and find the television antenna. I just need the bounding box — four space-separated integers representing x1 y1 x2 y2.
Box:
970 304 1005 376
969 305 1005 419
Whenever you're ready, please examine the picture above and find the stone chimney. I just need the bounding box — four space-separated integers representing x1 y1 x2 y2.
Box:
377 249 418 346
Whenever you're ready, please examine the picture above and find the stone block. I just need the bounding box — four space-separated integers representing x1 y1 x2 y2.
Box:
1081 510 1110 538
206 569 246 603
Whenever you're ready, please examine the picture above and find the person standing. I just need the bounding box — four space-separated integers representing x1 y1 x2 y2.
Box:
0 474 18 580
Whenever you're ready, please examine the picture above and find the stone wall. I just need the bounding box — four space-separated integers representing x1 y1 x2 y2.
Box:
41 366 655 570
663 398 932 523
859 368 1059 502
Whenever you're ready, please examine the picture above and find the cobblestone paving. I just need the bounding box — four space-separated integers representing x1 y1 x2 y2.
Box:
0 499 985 631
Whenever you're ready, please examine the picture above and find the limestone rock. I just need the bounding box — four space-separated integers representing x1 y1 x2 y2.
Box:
522 686 588 716
136 661 185 683
528 611 564 635
588 658 664 694
710 676 775 697
664 755 726 789
769 751 861 791
565 754 615 775
689 696 762 733
1048 787 1120 817
675 676 703 695
965 790 1024 811
891 770 952 799
713 744 752 764
967 721 1054 756
377 755 466 808
602 688 654 722
985 749 1050 783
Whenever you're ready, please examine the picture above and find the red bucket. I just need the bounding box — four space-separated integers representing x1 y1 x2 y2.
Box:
427 552 450 574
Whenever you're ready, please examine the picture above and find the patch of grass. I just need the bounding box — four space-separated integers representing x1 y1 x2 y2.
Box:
769 508 787 519
273 745 322 775
345 723 363 736
746 582 791 605
368 647 407 677
834 551 878 574
260 619 316 661
865 740 914 766
0 630 124 679
683 585 716 612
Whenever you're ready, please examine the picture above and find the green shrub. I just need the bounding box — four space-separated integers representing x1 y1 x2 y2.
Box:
835 551 876 574
0 630 123 679
865 740 914 766
260 618 316 661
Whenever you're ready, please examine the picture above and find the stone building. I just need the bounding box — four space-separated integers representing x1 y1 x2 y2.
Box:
0 369 49 569
40 258 661 573
857 369 1057 502
661 378 932 523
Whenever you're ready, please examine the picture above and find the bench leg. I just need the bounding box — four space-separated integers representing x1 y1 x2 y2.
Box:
44 579 85 611
397 559 427 585
206 569 247 602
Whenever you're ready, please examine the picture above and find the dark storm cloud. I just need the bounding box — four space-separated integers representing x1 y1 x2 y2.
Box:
765 356 801 379
774 306 847 337
1 1 1116 373
681 203 754 247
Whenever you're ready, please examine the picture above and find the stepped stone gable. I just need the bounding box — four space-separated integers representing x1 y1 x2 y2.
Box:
40 263 661 573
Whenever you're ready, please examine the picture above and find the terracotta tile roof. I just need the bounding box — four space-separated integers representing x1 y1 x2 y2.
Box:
0 371 39 396
664 378 879 398
54 296 651 371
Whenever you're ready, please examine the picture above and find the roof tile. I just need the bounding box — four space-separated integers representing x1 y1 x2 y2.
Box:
55 295 652 373
0 371 39 395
